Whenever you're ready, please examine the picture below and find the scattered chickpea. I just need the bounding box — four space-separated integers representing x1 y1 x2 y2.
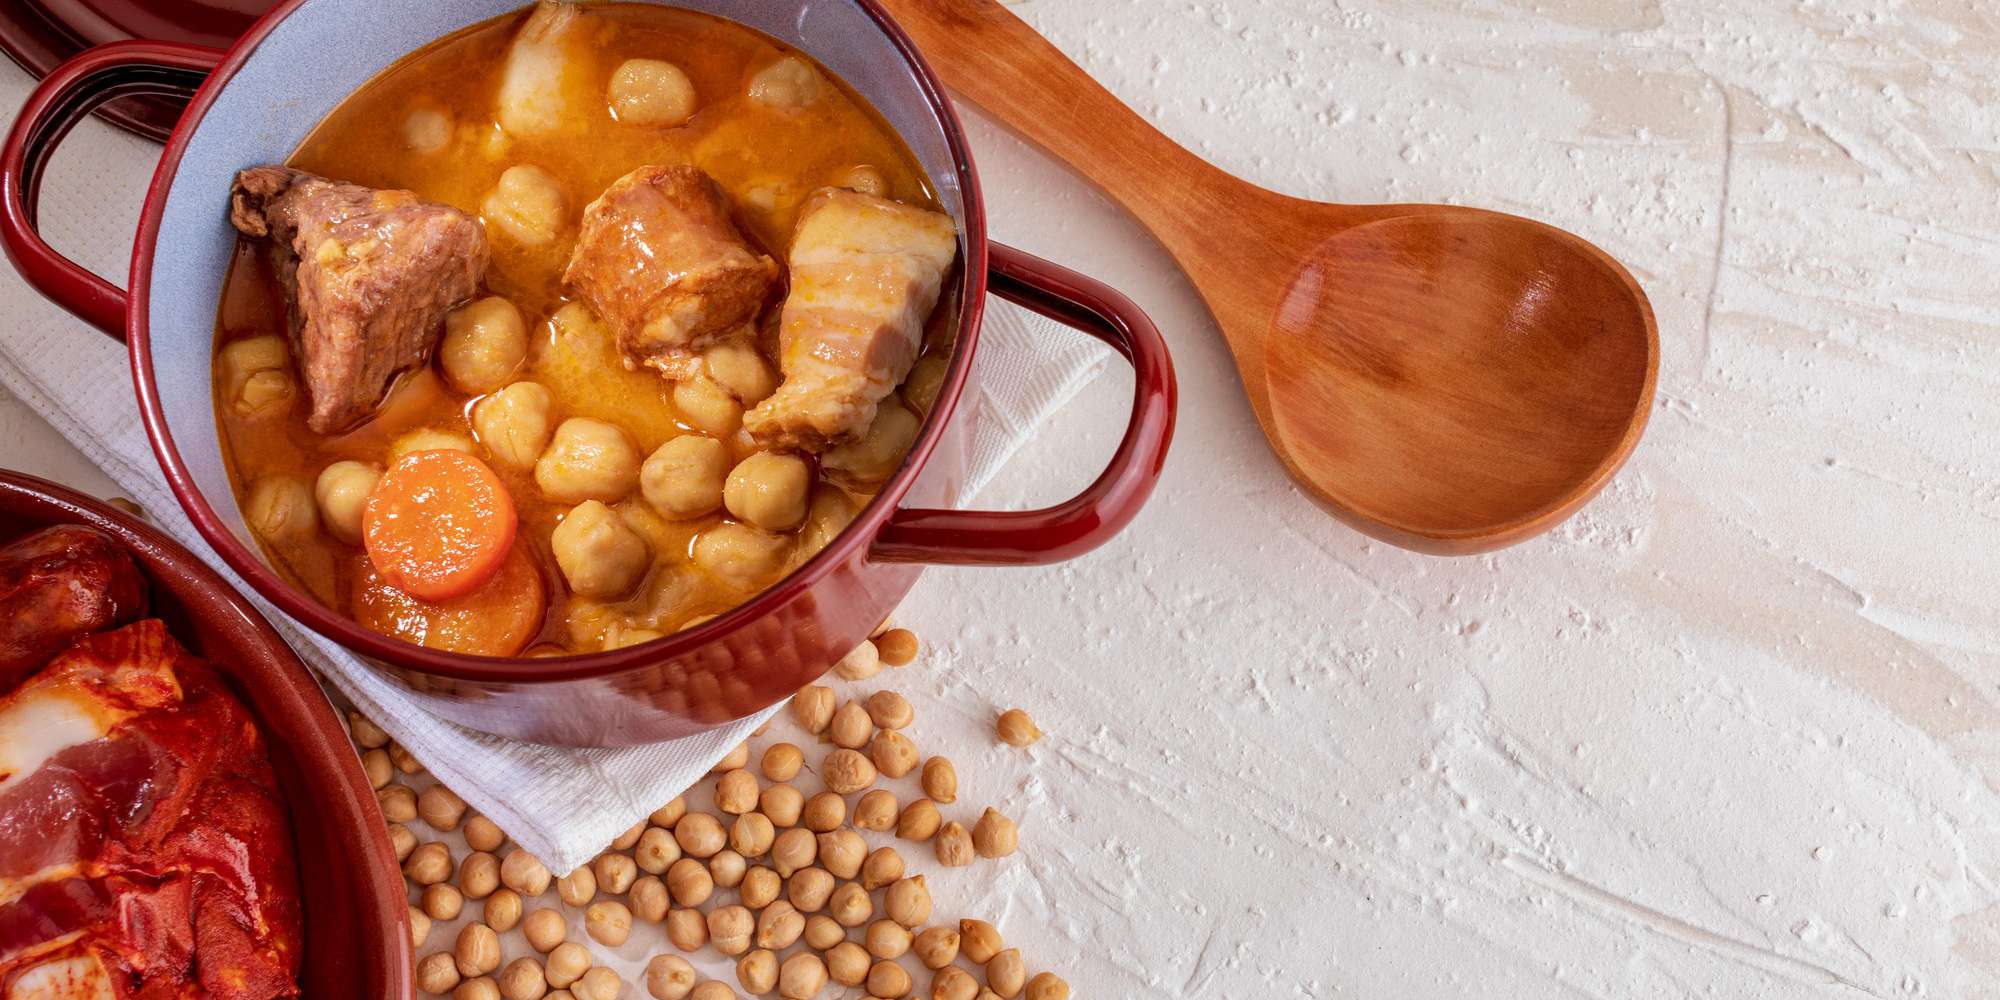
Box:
423 883 465 921
833 640 882 681
911 926 958 970
707 904 754 955
987 949 1026 997
714 768 759 814
486 889 523 933
499 958 547 1000
854 789 898 831
500 849 552 896
418 784 468 831
586 900 632 947
708 848 747 888
789 685 835 734
740 866 782 909
828 702 873 749
995 708 1042 747
609 821 647 852
932 966 978 1000
651 797 688 828
675 813 727 858
380 785 419 823
557 864 597 907
771 827 817 877
828 880 872 927
875 628 919 666
817 830 866 879
406 842 453 885
665 908 708 952
391 743 424 774
959 919 1003 964
362 748 393 789
712 742 751 773
350 712 391 749
593 852 638 894
455 978 501 1000
860 846 904 891
459 851 500 899
896 799 942 842
884 875 931 928
644 955 696 1000
735 949 777 995
689 983 736 1000
935 821 974 867
390 824 418 862
544 943 591 989
863 690 913 730
822 749 877 795
973 808 1019 859
787 866 835 912
465 814 507 853
799 792 845 833
920 757 958 804
755 899 804 949
455 922 502 978
410 906 433 948
802 914 845 951
760 785 804 827
868 731 919 779
1024 972 1070 1000
636 826 681 873
667 858 714 906
573 967 622 1000
865 960 910 999
760 743 803 781
630 876 669 922
781 951 833 998
863 919 911 960
729 811 775 857
522 908 566 953
417 951 463 995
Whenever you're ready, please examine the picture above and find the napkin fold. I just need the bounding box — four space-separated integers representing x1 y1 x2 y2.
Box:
0 65 1112 873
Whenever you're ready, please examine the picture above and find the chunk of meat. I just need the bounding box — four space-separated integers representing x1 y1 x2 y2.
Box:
563 165 779 379
230 166 488 433
745 188 958 449
0 526 147 694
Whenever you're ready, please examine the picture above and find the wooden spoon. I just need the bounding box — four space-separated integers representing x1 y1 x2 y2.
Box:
878 0 1659 554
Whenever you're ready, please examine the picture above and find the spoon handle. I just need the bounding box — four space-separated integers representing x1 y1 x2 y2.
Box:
877 0 1236 244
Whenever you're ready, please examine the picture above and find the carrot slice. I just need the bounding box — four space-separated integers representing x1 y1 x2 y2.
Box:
353 545 545 657
363 449 517 602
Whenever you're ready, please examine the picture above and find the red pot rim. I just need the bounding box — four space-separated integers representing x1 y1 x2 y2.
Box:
126 0 989 684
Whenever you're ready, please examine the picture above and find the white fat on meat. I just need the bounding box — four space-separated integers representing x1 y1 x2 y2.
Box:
0 687 139 798
497 1 592 138
6 951 115 1000
744 188 958 449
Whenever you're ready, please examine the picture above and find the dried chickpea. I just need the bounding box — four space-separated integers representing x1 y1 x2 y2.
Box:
651 796 688 827
884 875 930 928
557 865 597 907
920 757 957 804
713 741 751 773
708 848 747 889
740 866 781 909
612 820 647 851
802 914 844 951
406 842 453 885
854 789 897 831
417 951 462 995
456 978 501 1000
465 814 507 853
423 883 465 921
455 922 501 978
735 949 777 994
760 743 803 781
630 876 669 922
350 711 391 748
865 961 910 999
914 926 960 970
667 858 714 906
932 966 978 1000
860 846 904 891
459 851 500 899
781 951 832 998
593 852 637 894
995 708 1041 747
934 821 973 867
523 908 567 953
635 826 681 873
800 792 846 833
897 799 941 842
828 702 873 749
986 950 1026 997
410 906 433 948
501 849 552 896
868 731 918 779
573 967 621 1000
787 867 835 912
380 785 419 824
730 812 775 857
828 881 871 927
362 748 393 788
689 984 736 1000
755 899 804 949
789 685 835 734
1024 973 1069 1000
875 628 919 666
544 943 591 989
499 958 547 1000
586 900 632 947
486 888 523 933
863 919 911 959
832 640 882 681
863 690 912 730
665 908 708 952
714 768 759 814
674 813 726 858
707 904 754 955
973 808 1019 858
389 823 418 862
817 830 865 879
822 749 877 795
390 743 423 774
771 827 816 876
644 955 696 1000
958 920 1003 964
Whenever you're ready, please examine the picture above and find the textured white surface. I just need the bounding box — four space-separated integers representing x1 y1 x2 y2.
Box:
4 0 2000 996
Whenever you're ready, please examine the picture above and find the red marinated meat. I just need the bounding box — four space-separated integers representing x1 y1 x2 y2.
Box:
0 525 148 693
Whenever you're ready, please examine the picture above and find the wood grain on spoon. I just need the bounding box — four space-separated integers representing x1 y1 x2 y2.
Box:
881 0 1659 553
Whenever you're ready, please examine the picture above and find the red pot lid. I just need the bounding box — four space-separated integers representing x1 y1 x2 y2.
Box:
0 0 276 142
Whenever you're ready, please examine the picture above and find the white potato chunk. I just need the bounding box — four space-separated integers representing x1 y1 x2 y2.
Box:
821 400 921 483
609 58 698 127
482 165 568 246
404 108 453 154
746 55 822 110
314 461 382 545
640 435 731 519
472 381 556 470
692 523 790 591
245 476 317 542
217 335 295 420
723 452 810 532
498 0 588 137
552 500 651 599
536 418 641 503
440 297 528 393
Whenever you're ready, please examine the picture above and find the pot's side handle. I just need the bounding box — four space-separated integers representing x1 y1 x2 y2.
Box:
871 242 1178 566
0 41 220 341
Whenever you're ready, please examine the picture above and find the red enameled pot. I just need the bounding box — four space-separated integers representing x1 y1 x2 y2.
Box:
0 470 410 997
0 0 1176 747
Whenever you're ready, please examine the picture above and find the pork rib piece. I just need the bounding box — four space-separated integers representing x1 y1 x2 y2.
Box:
0 526 147 693
230 166 488 433
0 620 302 999
563 165 779 379
744 188 958 450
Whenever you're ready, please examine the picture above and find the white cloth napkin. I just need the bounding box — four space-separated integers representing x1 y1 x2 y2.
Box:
0 65 1111 874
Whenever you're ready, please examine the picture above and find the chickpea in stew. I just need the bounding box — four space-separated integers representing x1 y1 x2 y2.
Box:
212 2 960 657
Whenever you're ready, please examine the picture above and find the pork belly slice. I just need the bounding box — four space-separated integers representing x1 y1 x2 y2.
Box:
230 166 488 433
745 188 958 450
563 164 780 380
